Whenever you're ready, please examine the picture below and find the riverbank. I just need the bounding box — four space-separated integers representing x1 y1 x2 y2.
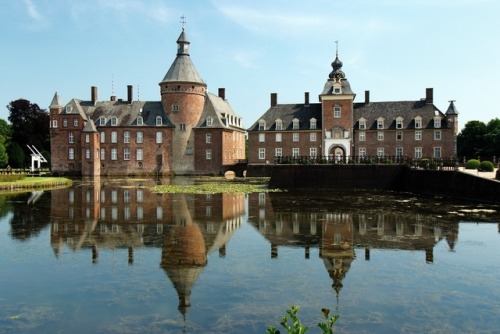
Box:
0 176 73 193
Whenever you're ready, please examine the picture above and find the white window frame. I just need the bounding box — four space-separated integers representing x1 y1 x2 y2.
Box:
359 131 366 141
310 119 317 129
434 130 441 140
111 131 117 143
396 117 404 129
292 148 300 157
359 148 366 157
100 148 105 160
123 131 130 143
136 148 143 161
396 131 403 141
259 133 265 142
414 117 422 129
275 133 282 142
293 133 299 142
73 118 79 127
415 130 422 140
434 117 441 128
377 118 384 129
136 116 143 126
98 117 106 126
52 119 58 128
68 132 74 143
206 133 212 144
310 148 317 157
111 117 118 126
179 123 186 131
124 147 130 161
258 148 265 160
85 134 90 143
396 147 403 157
68 147 74 160
206 117 213 126
100 131 105 143
111 148 117 160
275 120 283 130
334 105 341 118
377 131 384 141
434 147 442 158
156 131 163 144
310 132 316 142
415 147 422 159
359 119 366 130
258 120 266 131
85 148 90 160
292 119 299 130
156 116 162 126
136 131 143 144
275 148 282 157
206 149 212 160
377 147 384 156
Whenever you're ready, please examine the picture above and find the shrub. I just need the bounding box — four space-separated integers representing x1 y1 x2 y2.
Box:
465 159 481 169
479 160 494 172
267 306 339 334
418 158 430 169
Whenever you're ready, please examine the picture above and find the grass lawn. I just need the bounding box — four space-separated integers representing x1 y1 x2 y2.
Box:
0 176 73 193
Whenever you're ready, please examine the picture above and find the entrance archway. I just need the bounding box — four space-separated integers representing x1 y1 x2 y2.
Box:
329 145 345 163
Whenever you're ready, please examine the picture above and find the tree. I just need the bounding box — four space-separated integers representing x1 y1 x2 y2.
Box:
0 144 8 167
7 142 25 168
457 120 487 158
7 99 50 164
483 118 500 158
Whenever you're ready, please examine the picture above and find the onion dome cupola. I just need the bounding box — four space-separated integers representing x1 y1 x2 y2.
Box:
321 42 354 96
159 29 206 86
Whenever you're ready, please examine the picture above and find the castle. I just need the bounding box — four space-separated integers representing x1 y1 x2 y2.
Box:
49 28 246 176
247 49 459 164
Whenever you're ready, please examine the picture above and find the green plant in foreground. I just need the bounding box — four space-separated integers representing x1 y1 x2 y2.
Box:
267 306 339 334
479 160 494 172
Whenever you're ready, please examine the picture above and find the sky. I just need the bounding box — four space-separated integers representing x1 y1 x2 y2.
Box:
1 0 499 131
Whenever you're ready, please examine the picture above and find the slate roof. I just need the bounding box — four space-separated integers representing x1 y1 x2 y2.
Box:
66 100 173 127
247 103 322 131
195 92 244 130
353 100 447 130
321 78 355 96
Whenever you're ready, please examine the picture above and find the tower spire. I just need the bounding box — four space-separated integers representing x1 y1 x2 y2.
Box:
180 15 186 31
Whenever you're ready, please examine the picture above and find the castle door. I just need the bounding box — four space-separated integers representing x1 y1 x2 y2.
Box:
329 146 345 163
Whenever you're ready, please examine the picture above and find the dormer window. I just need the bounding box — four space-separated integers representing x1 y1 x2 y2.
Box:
156 116 162 126
334 105 341 118
275 119 283 130
396 117 404 129
359 118 366 130
310 118 317 130
111 117 118 126
98 117 106 126
333 82 342 94
258 120 266 131
377 117 385 129
414 116 422 129
136 116 143 126
65 106 72 113
434 116 441 128
206 117 213 127
292 118 300 130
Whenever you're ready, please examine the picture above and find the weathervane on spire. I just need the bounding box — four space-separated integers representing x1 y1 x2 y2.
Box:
180 15 186 30
335 40 339 57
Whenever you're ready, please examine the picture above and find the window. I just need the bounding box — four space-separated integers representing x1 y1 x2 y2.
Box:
206 117 213 126
396 117 404 129
111 148 117 160
275 133 282 142
124 131 130 143
63 119 68 128
292 148 300 157
68 132 74 143
334 105 341 118
293 119 299 130
310 132 316 142
415 147 422 159
415 130 422 140
359 131 366 141
275 148 282 157
73 118 79 127
206 149 212 160
156 116 162 126
136 116 143 126
434 130 441 140
310 119 317 129
124 148 130 160
172 104 179 113
100 131 105 143
136 148 143 161
136 131 143 144
100 148 105 160
377 131 384 141
156 131 163 143
111 131 117 143
377 118 384 129
259 133 265 142
98 117 106 126
85 134 90 143
434 117 441 128
111 117 117 126
258 120 266 131
206 133 212 143
396 131 403 140
258 148 265 160
293 133 299 142
310 148 317 157
434 147 442 158
65 106 72 113
359 148 366 157
275 120 283 130
377 147 384 156
85 148 90 160
68 148 74 160
359 119 366 130
396 147 403 157
179 123 186 131
52 119 58 128
414 117 422 129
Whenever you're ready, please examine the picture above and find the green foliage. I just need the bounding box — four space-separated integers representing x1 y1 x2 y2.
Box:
479 160 494 172
0 174 25 182
458 118 500 158
465 159 481 170
7 142 25 168
0 143 8 167
267 306 339 334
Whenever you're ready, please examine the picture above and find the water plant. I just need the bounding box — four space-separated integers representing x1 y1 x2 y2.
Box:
266 306 339 334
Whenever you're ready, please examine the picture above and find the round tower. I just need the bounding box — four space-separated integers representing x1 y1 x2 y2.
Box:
159 29 207 174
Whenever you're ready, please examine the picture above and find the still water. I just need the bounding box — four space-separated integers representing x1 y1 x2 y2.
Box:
0 178 499 334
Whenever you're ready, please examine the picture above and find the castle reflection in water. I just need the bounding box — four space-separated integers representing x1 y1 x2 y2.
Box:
49 178 461 317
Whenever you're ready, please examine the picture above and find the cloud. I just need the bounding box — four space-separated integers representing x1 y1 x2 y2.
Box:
23 0 42 21
233 50 262 69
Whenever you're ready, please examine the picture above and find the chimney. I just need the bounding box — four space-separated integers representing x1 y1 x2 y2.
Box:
426 88 433 104
365 90 370 105
271 93 277 107
127 85 133 104
91 86 98 105
110 95 116 102
218 88 225 100
304 92 310 106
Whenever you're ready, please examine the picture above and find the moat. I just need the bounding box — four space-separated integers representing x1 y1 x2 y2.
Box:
1 177 500 333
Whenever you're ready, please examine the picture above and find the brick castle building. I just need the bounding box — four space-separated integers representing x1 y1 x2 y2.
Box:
247 49 459 164
49 29 245 176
